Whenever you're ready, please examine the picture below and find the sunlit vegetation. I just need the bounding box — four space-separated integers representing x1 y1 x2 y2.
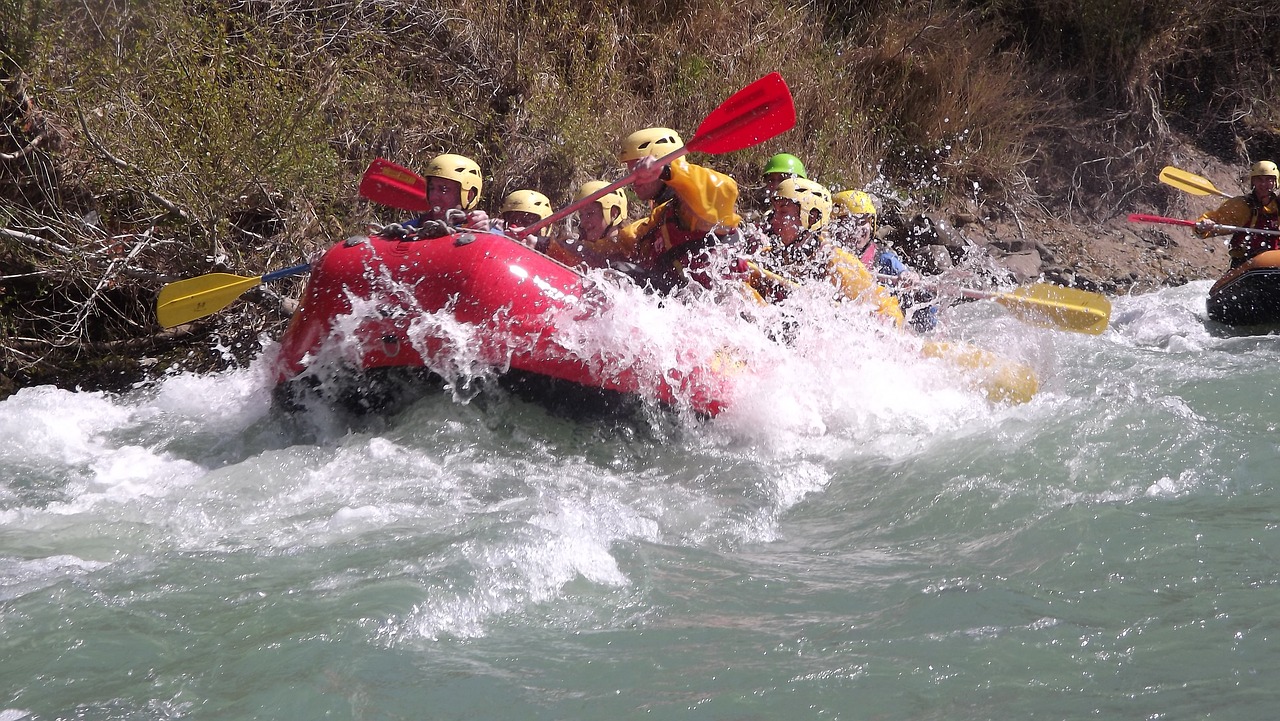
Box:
1 0 1277 393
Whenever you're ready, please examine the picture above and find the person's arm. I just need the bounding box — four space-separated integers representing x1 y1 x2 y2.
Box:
740 259 798 303
1195 197 1251 237
664 157 742 231
828 247 905 327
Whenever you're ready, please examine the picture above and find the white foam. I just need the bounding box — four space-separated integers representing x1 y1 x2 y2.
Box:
147 361 275 431
399 490 649 640
0 386 135 466
0 554 109 601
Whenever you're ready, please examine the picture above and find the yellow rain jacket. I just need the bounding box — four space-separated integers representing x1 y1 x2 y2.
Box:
620 157 742 268
749 234 904 327
1195 194 1280 262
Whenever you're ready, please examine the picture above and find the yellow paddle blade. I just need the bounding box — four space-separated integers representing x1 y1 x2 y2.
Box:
1158 166 1232 199
921 340 1038 404
156 272 263 328
992 283 1111 335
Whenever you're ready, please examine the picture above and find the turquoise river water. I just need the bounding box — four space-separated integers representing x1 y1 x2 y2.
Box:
2 279 1279 720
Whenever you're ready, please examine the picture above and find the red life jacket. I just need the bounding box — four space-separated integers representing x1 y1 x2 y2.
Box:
1231 194 1280 257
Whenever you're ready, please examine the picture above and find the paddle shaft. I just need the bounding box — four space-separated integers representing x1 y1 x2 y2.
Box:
517 147 691 240
1127 213 1280 237
878 273 1057 303
264 263 312 282
874 272 1019 300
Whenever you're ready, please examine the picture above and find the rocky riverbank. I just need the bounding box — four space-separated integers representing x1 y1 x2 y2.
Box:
886 146 1243 295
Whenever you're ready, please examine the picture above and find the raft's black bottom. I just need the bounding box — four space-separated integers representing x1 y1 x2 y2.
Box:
272 366 650 425
1207 267 1280 327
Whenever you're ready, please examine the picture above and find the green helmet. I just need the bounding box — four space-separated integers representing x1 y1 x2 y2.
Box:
763 153 807 180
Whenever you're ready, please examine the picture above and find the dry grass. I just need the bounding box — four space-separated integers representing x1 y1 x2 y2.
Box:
2 0 1279 389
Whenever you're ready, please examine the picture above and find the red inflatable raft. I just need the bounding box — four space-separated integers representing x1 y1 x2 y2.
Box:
271 229 738 416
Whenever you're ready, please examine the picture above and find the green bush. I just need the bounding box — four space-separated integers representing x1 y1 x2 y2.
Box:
36 0 340 265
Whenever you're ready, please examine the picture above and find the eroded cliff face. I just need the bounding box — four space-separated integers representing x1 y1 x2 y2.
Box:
876 143 1257 296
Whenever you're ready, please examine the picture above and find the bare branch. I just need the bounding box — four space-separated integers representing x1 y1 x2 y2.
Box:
0 134 44 161
0 226 76 255
74 105 205 233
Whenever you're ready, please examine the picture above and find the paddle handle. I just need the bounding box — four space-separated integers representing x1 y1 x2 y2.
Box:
262 263 312 283
1127 213 1280 237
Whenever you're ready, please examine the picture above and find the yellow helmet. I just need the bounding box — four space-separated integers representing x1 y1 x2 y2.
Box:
775 178 832 231
575 180 628 227
618 127 684 163
424 153 483 210
1250 160 1279 181
832 190 877 218
499 189 553 219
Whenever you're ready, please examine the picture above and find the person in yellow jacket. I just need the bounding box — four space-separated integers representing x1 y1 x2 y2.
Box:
749 178 903 326
831 189 938 332
1194 160 1280 268
616 127 743 293
544 180 633 269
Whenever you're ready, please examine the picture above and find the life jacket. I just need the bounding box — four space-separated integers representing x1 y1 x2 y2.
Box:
639 199 714 259
1231 193 1280 257
544 229 636 271
625 161 742 293
743 231 822 302
622 201 730 293
763 232 828 280
748 234 905 326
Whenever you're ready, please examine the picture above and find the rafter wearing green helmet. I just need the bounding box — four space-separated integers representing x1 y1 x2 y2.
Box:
762 153 808 194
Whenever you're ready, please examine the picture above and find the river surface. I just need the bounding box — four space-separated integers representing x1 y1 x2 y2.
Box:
3 280 1279 720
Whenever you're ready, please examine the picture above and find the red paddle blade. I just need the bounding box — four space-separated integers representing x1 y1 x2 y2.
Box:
687 72 797 155
1127 213 1194 228
359 157 431 212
